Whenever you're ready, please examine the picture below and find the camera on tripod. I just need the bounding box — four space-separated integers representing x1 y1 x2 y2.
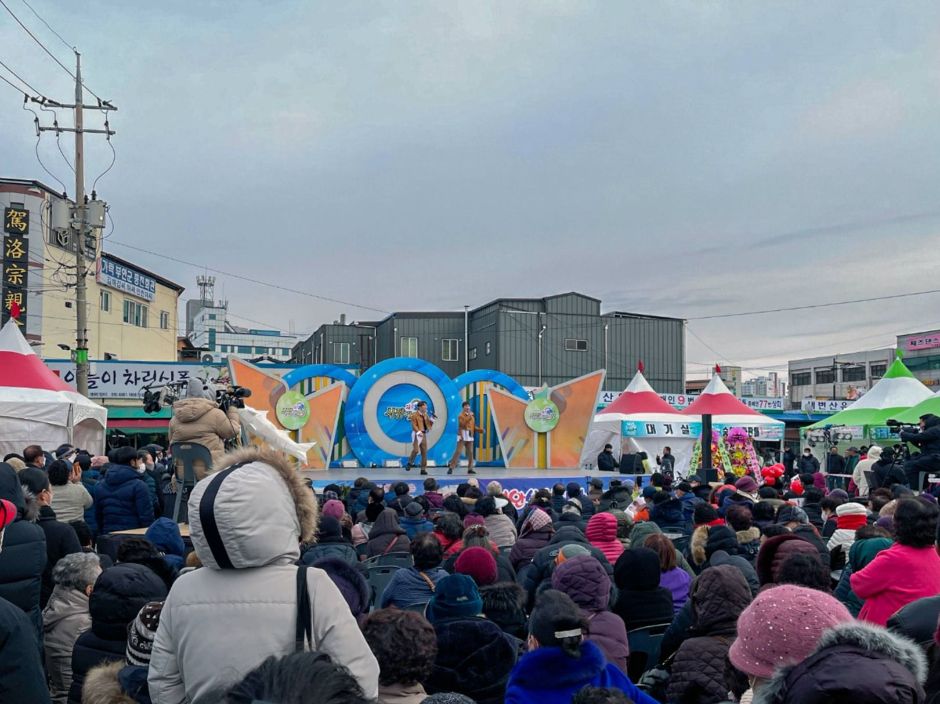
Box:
141 381 187 414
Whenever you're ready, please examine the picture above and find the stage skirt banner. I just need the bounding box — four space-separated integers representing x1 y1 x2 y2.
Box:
309 475 638 510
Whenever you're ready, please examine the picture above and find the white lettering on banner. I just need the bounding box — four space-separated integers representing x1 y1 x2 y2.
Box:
97 257 157 301
46 360 224 399
801 399 852 413
598 391 784 411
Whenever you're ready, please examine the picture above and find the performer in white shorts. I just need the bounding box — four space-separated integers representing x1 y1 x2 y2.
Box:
406 401 433 475
448 401 483 475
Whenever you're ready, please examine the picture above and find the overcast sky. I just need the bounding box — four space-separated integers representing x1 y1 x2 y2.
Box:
2 1 939 379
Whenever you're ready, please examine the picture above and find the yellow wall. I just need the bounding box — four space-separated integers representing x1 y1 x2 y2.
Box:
38 246 180 361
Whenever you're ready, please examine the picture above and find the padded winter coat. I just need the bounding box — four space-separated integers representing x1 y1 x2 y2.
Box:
425 617 518 704
509 508 554 571
504 640 658 704
852 543 940 626
94 465 154 534
0 463 46 641
37 505 82 608
0 595 51 704
68 629 125 704
380 566 449 608
400 516 434 540
144 517 186 572
752 621 927 704
366 509 411 558
42 584 90 704
756 533 821 588
167 397 241 474
484 513 518 549
667 565 752 704
49 482 93 524
148 448 379 703
551 554 629 672
585 512 625 565
834 537 893 617
521 526 612 608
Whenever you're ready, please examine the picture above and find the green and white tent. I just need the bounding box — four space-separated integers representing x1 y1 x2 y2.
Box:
893 389 940 424
805 357 932 439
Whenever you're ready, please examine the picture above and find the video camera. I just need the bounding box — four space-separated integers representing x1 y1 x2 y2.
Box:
886 419 918 433
141 381 187 414
216 385 251 411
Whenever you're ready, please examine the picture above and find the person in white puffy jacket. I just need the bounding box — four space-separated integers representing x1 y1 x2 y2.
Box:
826 500 870 575
852 446 881 498
148 447 379 703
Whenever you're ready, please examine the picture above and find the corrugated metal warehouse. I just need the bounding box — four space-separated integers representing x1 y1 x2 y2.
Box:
292 292 685 393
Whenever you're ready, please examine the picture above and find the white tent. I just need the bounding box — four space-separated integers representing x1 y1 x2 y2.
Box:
0 320 107 456
583 370 694 475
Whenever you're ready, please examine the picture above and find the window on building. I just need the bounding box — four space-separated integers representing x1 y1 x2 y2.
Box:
238 346 251 354
565 338 589 352
400 337 418 358
790 371 811 387
469 347 478 360
870 363 887 379
208 314 217 320
122 300 148 328
255 346 267 354
442 338 459 362
100 290 111 312
335 342 350 364
814 367 835 385
160 311 169 330
842 365 866 382
485 341 491 356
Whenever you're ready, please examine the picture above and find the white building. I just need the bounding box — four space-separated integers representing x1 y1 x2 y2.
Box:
190 302 297 363
742 372 786 398
788 349 894 408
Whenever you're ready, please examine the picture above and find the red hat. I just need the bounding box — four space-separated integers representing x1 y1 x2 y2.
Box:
0 499 16 530
454 546 498 586
463 514 485 529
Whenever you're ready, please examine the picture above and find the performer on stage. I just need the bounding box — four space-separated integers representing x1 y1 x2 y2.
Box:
406 401 434 475
448 401 483 475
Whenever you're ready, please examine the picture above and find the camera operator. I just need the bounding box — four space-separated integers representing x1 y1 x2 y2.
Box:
899 413 940 490
167 378 241 481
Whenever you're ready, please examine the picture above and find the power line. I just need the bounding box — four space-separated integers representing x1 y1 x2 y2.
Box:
0 0 102 101
0 69 26 94
108 240 391 316
687 288 940 321
0 57 44 96
19 0 72 52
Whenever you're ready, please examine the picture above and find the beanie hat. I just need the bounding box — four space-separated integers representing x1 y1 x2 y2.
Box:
729 584 852 679
404 501 424 518
776 505 809 525
555 543 590 565
426 574 483 624
642 485 657 500
567 482 583 498
735 476 759 495
126 601 164 666
89 564 168 641
694 503 720 526
463 514 485 529
562 499 582 516
828 489 849 503
835 501 868 517
454 546 498 586
421 695 477 704
321 499 345 521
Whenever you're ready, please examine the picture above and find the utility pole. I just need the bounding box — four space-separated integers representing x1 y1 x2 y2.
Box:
34 51 116 397
73 53 88 397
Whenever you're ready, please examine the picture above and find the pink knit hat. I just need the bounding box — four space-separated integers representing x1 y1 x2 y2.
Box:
729 584 852 679
321 499 345 521
463 514 485 529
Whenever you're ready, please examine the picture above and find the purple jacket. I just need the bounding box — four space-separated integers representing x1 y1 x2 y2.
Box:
660 567 692 614
423 491 444 510
551 555 630 672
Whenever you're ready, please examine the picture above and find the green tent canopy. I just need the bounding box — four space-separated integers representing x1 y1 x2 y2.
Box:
894 394 940 424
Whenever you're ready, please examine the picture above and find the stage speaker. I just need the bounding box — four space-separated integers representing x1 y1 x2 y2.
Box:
619 454 644 475
704 468 720 484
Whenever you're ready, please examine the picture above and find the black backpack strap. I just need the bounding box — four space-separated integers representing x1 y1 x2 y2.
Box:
295 565 312 652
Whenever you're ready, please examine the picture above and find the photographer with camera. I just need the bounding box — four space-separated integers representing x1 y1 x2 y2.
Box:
898 413 940 490
167 378 242 481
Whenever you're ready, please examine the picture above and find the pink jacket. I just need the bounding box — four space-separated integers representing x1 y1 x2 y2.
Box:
585 513 624 565
851 543 940 626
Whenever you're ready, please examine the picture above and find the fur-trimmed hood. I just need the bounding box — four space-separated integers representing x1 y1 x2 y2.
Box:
754 621 927 704
187 447 318 570
82 660 134 704
690 524 709 566
736 527 761 545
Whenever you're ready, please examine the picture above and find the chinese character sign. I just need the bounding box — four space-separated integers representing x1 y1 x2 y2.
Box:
1 234 29 326
3 207 29 235
96 256 157 301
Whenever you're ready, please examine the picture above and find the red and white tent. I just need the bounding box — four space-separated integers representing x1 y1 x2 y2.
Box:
0 320 107 456
681 373 785 432
583 370 691 473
